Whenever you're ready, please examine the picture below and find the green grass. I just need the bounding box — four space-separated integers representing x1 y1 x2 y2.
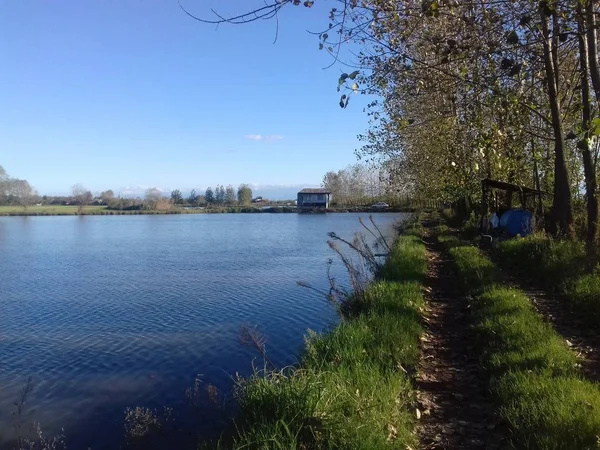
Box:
433 224 449 235
448 246 495 293
437 234 463 249
494 233 586 291
475 287 600 450
378 235 427 283
218 228 427 449
570 274 600 319
475 287 577 377
0 205 110 215
447 239 600 449
493 233 600 325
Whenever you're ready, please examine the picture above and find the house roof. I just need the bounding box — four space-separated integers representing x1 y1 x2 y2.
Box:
298 188 331 194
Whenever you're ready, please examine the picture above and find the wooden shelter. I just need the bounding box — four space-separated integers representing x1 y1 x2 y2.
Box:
480 178 546 231
297 188 331 208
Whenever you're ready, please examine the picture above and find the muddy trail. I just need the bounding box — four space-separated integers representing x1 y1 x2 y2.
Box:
492 261 600 383
416 224 509 450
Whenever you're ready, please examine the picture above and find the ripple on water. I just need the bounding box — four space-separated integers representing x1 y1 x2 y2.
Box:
0 212 408 449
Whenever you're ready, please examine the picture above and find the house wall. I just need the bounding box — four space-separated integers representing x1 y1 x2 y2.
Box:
297 193 330 208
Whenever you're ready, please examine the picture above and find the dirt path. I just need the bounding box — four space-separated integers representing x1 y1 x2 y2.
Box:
416 225 508 449
493 263 600 382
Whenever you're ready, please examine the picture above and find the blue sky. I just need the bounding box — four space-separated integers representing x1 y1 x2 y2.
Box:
0 1 371 196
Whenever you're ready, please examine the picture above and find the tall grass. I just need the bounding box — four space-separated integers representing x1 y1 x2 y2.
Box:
219 224 427 449
448 243 600 449
494 233 600 323
494 234 586 291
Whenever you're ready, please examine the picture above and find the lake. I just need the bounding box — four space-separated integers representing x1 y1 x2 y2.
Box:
0 212 408 449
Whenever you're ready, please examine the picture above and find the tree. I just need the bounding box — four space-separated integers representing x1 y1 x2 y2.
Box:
237 184 253 205
185 0 596 237
225 185 236 204
10 179 34 210
72 184 93 214
188 189 198 206
171 189 184 205
205 187 215 204
100 190 114 203
215 185 226 204
145 188 163 209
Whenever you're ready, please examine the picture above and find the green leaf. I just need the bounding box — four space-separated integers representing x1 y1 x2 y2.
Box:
591 118 600 136
348 70 360 80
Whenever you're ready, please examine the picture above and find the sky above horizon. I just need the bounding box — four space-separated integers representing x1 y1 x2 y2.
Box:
0 1 372 196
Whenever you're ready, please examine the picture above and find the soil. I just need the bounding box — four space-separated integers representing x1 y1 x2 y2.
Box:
416 223 510 449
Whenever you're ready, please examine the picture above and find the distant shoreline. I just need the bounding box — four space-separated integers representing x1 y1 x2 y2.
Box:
0 206 419 217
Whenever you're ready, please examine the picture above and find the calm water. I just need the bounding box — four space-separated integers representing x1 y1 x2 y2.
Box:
0 213 407 449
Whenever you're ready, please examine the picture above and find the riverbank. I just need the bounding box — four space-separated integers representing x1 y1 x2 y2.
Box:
0 205 419 216
202 219 428 448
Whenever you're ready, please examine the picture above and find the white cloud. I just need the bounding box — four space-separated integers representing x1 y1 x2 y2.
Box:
244 134 283 141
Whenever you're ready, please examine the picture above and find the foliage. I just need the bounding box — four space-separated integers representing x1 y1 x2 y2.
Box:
205 186 215 204
188 189 198 206
237 184 253 205
322 163 406 206
144 188 171 210
215 185 226 204
225 185 236 204
0 165 38 209
170 189 184 205
72 184 93 214
190 0 600 235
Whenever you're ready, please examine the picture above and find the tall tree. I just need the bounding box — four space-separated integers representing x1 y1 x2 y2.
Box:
10 179 34 210
237 184 253 205
145 188 163 209
171 189 184 205
205 187 215 204
188 189 198 206
72 184 93 214
100 190 114 203
225 185 236 204
215 185 226 204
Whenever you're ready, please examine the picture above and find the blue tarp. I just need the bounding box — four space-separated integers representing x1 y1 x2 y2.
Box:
499 209 534 237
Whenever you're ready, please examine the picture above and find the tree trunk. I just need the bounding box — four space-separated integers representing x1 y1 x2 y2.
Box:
585 0 600 103
540 9 574 236
578 5 598 245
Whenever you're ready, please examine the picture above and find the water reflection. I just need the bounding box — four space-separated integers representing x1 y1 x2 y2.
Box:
0 213 407 449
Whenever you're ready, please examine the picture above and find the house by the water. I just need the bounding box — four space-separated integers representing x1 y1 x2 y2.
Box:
297 188 331 208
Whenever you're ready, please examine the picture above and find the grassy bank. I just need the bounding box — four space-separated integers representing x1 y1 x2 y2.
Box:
216 224 427 449
446 240 600 449
493 234 600 323
0 205 296 216
0 205 419 216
